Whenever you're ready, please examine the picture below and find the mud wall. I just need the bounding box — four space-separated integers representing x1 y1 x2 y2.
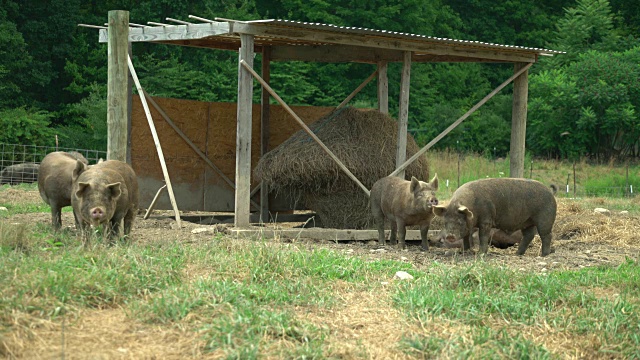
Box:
131 96 334 212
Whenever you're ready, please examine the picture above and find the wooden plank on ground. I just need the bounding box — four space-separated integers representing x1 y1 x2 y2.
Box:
230 228 438 241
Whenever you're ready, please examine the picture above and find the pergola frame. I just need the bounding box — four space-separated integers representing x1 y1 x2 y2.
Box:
86 10 563 228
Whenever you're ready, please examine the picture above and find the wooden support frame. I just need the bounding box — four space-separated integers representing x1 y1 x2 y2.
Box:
240 60 370 197
395 51 411 179
390 63 533 177
127 56 182 227
142 90 260 210
235 34 255 227
510 62 529 178
260 46 272 223
107 10 129 162
377 61 389 114
336 69 378 110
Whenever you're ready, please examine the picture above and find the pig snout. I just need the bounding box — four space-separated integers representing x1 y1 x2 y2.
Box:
90 207 106 222
429 197 439 206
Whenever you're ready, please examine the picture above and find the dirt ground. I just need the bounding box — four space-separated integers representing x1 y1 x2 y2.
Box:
2 187 640 359
2 186 639 273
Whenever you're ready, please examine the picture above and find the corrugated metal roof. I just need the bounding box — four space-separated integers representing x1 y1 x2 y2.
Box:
243 19 565 56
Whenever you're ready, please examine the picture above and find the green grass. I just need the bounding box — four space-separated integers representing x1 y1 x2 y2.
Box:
393 260 640 359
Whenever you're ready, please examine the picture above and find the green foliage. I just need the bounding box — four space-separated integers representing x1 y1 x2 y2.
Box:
0 107 56 146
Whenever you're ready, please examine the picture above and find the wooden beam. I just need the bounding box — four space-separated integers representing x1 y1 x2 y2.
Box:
396 51 411 179
127 56 182 227
377 61 389 114
260 47 272 223
336 69 378 110
510 62 529 178
143 184 167 220
142 90 260 210
126 42 133 164
390 63 533 177
235 34 255 228
231 228 438 241
107 10 129 162
99 22 230 43
240 60 371 197
231 23 538 63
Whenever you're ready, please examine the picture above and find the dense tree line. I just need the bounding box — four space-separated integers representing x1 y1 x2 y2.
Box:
0 0 638 160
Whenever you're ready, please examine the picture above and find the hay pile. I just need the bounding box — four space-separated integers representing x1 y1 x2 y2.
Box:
254 107 430 229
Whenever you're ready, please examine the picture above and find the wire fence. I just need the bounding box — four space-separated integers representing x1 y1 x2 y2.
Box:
0 143 106 185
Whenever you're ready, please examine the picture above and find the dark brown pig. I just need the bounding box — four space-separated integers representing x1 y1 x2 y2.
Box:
440 228 523 249
433 178 557 256
370 174 439 250
0 163 40 185
71 159 139 241
38 151 89 229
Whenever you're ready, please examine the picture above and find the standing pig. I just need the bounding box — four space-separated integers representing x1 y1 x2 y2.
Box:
71 159 139 241
433 178 557 256
38 151 89 229
0 163 40 185
370 174 439 250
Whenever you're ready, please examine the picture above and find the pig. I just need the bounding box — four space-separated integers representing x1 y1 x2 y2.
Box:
0 163 40 185
71 159 139 241
433 178 557 256
38 151 89 229
370 174 439 250
440 228 523 250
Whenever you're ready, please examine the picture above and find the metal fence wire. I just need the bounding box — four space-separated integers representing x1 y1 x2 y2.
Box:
0 143 106 185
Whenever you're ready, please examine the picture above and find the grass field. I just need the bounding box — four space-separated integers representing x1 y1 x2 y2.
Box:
1 155 640 359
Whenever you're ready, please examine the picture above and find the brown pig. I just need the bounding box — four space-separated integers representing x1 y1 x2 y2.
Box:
370 174 439 250
440 228 523 249
38 151 89 229
433 178 557 256
0 163 40 185
71 159 139 241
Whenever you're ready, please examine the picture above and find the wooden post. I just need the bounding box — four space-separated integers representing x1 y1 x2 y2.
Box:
377 61 389 114
126 42 133 164
396 51 411 178
127 56 182 227
107 10 129 162
510 62 529 178
260 46 271 223
235 34 255 228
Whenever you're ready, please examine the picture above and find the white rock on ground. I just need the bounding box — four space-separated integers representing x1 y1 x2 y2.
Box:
394 271 414 280
594 208 611 215
0 206 8 211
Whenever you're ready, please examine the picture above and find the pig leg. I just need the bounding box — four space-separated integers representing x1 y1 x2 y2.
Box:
389 220 397 246
123 209 135 236
462 235 472 251
372 203 386 246
477 224 492 254
396 220 407 249
420 225 430 251
108 215 123 242
516 226 537 255
49 201 62 230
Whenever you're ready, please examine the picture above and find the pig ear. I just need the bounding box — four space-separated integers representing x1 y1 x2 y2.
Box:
429 173 439 190
433 205 447 217
457 205 474 220
75 182 89 198
72 159 87 182
107 182 122 200
410 176 420 192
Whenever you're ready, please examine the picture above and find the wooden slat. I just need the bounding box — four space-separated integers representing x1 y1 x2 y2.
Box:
240 60 371 197
377 61 389 114
395 51 411 179
127 56 182 227
232 23 537 63
99 22 230 43
230 228 438 241
336 69 378 110
107 10 129 162
235 34 255 228
390 63 533 177
510 62 529 178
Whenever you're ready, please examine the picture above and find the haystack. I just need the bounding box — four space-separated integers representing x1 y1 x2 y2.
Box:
254 107 430 229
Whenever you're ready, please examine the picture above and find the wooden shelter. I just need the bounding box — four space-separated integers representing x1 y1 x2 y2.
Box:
83 10 563 229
